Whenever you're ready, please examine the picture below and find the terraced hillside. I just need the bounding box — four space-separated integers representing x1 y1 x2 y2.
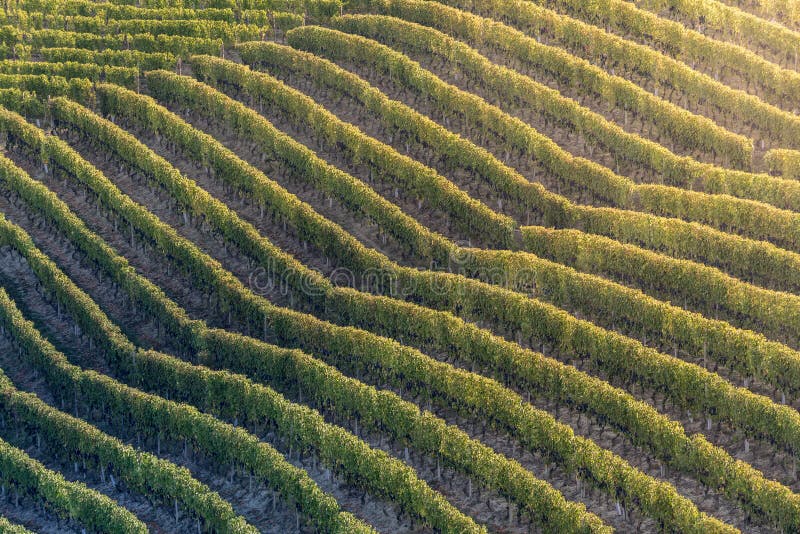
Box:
2 0 800 532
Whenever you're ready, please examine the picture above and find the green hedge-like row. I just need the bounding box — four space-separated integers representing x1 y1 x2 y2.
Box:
324 15 800 252
524 0 800 111
362 0 800 213
22 94 615 534
426 0 800 149
37 48 177 70
198 332 609 533
14 1 272 25
273 12 305 31
325 15 633 203
634 0 800 68
466 243 800 388
0 431 144 533
0 60 138 88
235 40 572 224
0 73 93 105
7 44 791 422
0 27 225 56
0 88 45 116
142 69 455 265
14 15 266 42
189 54 517 247
713 0 800 31
0 59 97 78
766 149 800 181
51 0 345 17
237 32 800 348
0 516 34 534
0 131 605 533
0 158 380 534
45 88 731 531
562 207 800 293
353 0 755 170
181 55 800 397
96 78 800 531
1 110 485 534
236 40 800 296
126 77 800 534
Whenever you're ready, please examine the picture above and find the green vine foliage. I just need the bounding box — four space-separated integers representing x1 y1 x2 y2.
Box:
0 422 146 533
0 0 795 529
323 15 800 251
0 305 257 533
712 0 800 31
425 0 800 146
74 80 800 530
0 515 35 534
0 27 225 56
237 40 800 301
0 211 370 534
766 149 800 181
284 24 800 292
16 16 266 43
633 0 800 68
354 0 800 213
12 1 269 23
11 94 726 531
188 54 517 248
37 48 177 69
521 0 800 110
0 113 482 534
0 148 607 532
184 55 800 402
353 0 755 169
